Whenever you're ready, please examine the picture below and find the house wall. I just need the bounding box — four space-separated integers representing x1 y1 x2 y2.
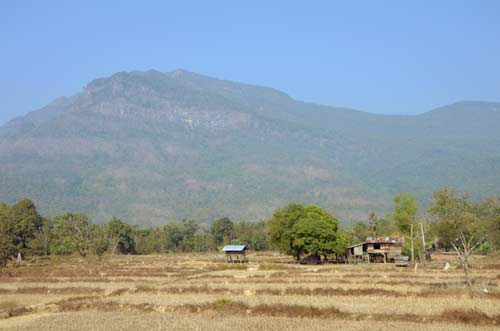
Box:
353 245 363 255
366 243 403 255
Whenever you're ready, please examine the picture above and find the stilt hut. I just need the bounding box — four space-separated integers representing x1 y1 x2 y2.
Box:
365 237 404 263
222 245 248 263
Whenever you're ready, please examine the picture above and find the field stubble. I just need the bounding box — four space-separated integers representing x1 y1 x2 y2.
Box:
0 252 499 330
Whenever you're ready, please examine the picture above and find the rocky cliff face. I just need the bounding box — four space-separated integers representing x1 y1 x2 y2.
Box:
1 70 499 225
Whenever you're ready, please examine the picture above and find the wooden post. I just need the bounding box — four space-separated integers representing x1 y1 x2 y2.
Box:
420 221 428 261
410 224 415 263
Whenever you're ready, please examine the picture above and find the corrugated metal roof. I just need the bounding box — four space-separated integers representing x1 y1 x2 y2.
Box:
222 245 247 252
365 237 404 244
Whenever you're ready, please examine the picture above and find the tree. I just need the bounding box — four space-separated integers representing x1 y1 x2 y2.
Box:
133 227 164 254
180 219 199 252
350 220 369 244
105 217 134 255
0 204 16 267
211 217 234 247
292 205 339 261
234 220 268 251
479 197 500 252
162 221 184 252
367 212 394 237
52 213 93 257
11 199 42 257
267 204 305 260
28 218 52 256
428 189 487 289
91 225 109 260
389 193 419 261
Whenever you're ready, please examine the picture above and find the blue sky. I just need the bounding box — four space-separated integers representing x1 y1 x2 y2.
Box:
1 1 499 124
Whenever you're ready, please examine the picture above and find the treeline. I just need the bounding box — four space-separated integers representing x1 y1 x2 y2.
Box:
1 188 499 268
347 190 500 259
0 201 268 266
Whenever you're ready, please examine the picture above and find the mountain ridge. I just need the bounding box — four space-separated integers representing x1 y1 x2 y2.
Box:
1 70 499 225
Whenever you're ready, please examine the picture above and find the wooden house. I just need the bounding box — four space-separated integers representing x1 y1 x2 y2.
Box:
346 237 404 263
222 245 248 263
346 242 367 263
365 237 404 263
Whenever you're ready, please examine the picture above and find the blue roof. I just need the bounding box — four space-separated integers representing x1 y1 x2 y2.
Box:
222 245 247 252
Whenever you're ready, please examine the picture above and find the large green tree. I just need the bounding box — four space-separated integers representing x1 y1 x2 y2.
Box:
51 213 94 257
292 205 339 261
268 204 341 261
267 203 305 260
11 199 42 256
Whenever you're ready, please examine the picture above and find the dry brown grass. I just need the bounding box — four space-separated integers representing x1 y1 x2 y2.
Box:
0 252 499 330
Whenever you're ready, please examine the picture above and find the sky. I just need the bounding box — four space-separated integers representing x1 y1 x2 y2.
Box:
1 1 500 125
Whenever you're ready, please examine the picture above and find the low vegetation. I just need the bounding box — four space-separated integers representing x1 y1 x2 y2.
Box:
0 252 499 330
0 187 499 329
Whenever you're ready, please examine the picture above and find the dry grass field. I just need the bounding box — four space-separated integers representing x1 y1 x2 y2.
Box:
0 252 499 331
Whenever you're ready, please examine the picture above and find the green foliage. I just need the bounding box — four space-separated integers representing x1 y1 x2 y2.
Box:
132 227 164 254
11 199 42 255
367 212 395 237
51 213 93 257
234 220 268 251
333 230 349 256
268 204 341 260
28 218 52 256
267 203 305 259
161 219 199 252
91 224 109 259
389 193 419 236
428 189 486 249
0 204 16 267
292 205 339 258
478 197 500 251
428 188 489 288
211 217 234 247
350 221 369 244
3 70 500 225
105 217 135 254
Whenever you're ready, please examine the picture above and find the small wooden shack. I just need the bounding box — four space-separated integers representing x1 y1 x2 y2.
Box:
346 242 367 263
346 237 404 263
365 237 404 263
222 245 248 263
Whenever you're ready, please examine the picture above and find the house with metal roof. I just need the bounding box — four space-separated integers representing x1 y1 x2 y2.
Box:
222 245 248 263
346 237 404 263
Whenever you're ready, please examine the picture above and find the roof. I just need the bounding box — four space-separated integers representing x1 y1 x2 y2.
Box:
365 237 404 244
347 242 365 249
222 245 247 252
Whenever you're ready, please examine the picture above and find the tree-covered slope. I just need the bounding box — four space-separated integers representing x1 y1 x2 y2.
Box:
1 70 499 225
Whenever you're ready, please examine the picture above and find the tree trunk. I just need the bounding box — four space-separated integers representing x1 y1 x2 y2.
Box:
462 255 472 290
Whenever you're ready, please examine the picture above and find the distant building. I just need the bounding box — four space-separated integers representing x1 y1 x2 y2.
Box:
346 237 404 263
222 245 248 263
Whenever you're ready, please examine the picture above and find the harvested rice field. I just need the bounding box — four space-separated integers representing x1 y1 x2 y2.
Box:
0 252 499 330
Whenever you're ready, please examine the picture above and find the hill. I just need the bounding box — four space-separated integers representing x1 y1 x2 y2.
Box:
1 70 499 225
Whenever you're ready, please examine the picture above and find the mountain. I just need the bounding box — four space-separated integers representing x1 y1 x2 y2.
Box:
1 69 500 225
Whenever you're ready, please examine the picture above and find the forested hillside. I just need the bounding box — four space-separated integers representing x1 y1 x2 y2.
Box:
1 70 499 224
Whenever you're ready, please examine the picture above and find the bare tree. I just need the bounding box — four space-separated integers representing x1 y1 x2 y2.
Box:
429 189 486 290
